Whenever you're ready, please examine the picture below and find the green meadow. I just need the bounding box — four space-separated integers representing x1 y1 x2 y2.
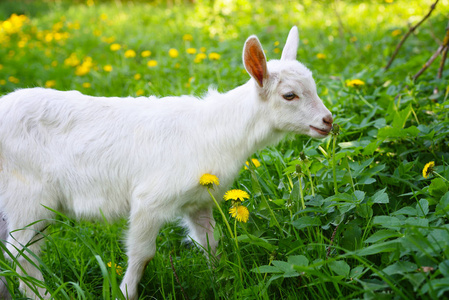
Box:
1 0 449 299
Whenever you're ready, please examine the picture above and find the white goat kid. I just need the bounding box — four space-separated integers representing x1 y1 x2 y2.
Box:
0 26 332 299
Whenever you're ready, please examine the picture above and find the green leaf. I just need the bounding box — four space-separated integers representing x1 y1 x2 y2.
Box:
369 188 389 204
349 157 374 177
377 126 420 139
439 260 449 277
429 178 449 199
421 278 449 297
292 216 321 230
362 140 381 156
391 105 413 129
353 190 366 203
237 234 276 251
403 217 428 228
341 222 362 251
391 206 417 216
338 140 370 149
372 216 402 230
357 177 377 185
271 260 292 272
288 255 309 267
251 265 282 274
350 265 366 279
364 229 402 243
356 240 400 256
416 199 429 216
436 192 449 215
328 260 350 277
382 261 416 275
356 204 373 219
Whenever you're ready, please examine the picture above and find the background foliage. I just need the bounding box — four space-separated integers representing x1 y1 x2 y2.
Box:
1 0 449 299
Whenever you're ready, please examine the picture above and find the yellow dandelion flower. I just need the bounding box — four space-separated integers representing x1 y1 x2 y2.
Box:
168 48 179 58
136 89 144 96
45 80 56 88
18 40 27 48
186 48 197 54
82 82 91 88
274 48 280 54
103 65 113 72
185 76 195 88
316 53 326 59
110 43 121 51
245 158 261 170
229 205 249 223
391 29 402 37
102 36 115 44
208 52 221 60
75 65 90 76
107 262 123 276
194 53 207 63
134 73 141 80
64 53 80 67
200 47 206 53
0 79 6 86
100 13 108 20
346 79 365 87
141 50 151 57
224 189 250 202
8 76 19 84
274 41 280 46
183 34 193 41
147 60 158 67
385 0 393 3
69 21 80 30
423 161 435 179
124 49 136 58
199 173 220 187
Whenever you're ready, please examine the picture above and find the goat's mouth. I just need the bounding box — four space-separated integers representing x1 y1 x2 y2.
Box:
310 125 331 136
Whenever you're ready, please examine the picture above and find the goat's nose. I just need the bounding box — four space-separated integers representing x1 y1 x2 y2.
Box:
323 115 333 127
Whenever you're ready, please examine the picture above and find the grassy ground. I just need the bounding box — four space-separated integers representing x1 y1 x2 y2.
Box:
1 0 449 299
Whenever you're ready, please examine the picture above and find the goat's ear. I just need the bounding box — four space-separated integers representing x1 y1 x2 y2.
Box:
281 26 299 61
243 36 268 88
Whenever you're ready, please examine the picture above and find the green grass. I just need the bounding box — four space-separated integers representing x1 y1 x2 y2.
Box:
1 0 449 299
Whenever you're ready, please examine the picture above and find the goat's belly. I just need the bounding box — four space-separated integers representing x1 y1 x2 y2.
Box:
60 191 131 221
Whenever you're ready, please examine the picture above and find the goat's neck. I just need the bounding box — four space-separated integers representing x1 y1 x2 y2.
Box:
203 82 284 172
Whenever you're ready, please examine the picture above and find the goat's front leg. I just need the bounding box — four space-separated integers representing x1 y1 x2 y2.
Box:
120 208 164 300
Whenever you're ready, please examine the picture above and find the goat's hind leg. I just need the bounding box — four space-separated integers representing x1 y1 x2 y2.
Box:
183 207 218 257
3 190 54 299
0 212 12 300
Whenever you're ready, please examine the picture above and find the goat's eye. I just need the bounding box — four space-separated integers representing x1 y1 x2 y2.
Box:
282 92 297 101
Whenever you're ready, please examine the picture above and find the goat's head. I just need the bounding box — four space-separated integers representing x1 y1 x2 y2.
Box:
243 26 333 138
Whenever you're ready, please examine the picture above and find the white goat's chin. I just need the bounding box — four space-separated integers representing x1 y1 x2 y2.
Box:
309 125 331 138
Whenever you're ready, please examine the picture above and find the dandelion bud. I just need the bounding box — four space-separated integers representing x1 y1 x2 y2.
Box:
295 164 302 175
332 123 340 136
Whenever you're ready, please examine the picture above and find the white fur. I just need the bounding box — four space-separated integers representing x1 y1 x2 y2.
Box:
0 27 332 299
